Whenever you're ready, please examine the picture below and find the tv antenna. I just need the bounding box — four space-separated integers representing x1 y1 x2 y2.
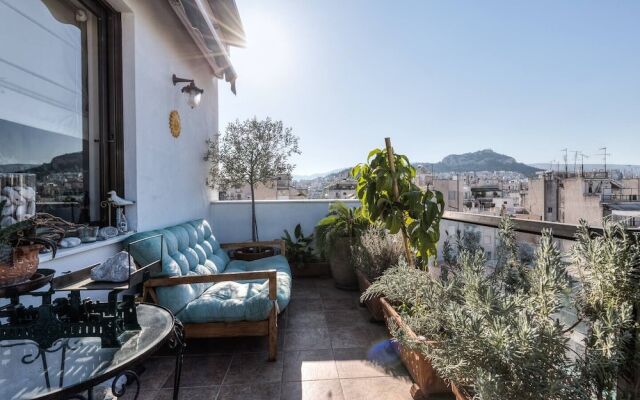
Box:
578 152 589 177
571 150 580 175
597 147 611 177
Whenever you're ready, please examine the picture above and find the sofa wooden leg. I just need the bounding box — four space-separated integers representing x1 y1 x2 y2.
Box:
268 309 278 361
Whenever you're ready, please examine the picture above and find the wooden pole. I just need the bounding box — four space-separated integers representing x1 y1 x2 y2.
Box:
384 137 413 266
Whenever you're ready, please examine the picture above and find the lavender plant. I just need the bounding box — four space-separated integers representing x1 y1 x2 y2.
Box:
351 226 405 282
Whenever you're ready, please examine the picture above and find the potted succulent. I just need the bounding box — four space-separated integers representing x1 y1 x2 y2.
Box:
351 226 404 320
282 223 329 278
315 202 369 289
0 204 60 286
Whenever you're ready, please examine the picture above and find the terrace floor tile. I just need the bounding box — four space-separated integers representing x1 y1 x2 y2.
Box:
283 349 339 382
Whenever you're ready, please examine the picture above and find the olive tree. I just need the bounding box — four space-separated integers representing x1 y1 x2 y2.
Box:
206 117 300 241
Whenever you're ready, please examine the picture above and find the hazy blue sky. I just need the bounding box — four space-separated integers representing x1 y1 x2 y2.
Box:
219 1 640 176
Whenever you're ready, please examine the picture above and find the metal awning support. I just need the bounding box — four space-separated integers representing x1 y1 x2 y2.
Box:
169 0 238 94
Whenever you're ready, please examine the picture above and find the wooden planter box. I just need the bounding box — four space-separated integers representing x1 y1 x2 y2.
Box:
451 384 472 400
355 270 385 321
380 298 451 400
290 261 330 278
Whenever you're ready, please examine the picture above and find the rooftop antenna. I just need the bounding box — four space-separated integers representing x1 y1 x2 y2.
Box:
579 152 589 177
597 147 611 177
562 148 568 177
571 150 580 175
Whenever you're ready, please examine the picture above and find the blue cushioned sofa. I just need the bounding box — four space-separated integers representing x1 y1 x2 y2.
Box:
123 219 291 361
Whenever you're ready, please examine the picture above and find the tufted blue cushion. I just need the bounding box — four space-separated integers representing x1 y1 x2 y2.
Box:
177 255 291 323
124 219 228 315
124 219 291 322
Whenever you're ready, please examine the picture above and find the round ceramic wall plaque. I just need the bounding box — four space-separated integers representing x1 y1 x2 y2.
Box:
169 110 181 138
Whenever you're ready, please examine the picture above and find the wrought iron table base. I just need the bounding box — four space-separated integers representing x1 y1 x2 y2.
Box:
64 321 185 400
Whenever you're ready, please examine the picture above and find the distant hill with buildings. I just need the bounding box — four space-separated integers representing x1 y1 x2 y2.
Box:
294 149 542 189
417 149 542 176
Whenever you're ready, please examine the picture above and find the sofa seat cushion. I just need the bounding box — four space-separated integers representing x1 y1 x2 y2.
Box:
176 255 292 323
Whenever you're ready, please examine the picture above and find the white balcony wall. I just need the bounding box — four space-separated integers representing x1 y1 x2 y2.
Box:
209 200 360 243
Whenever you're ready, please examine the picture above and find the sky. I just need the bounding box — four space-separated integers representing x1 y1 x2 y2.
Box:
219 1 640 176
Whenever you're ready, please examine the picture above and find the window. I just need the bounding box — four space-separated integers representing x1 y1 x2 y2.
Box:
547 207 553 213
0 0 122 226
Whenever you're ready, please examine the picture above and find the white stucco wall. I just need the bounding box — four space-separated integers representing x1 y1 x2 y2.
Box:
209 200 361 243
119 0 219 231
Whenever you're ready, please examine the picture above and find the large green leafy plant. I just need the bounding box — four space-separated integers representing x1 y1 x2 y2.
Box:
315 202 369 257
351 145 444 265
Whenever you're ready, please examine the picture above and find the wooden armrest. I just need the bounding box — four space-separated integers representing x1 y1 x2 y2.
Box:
144 270 278 300
221 240 286 257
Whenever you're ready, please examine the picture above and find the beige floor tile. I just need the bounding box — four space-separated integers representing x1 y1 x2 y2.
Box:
339 376 414 400
283 349 338 382
333 347 407 379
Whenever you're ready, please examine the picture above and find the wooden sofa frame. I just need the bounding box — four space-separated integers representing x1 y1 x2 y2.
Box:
142 240 286 361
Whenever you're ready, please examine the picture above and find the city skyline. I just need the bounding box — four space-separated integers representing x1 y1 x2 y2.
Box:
220 0 640 175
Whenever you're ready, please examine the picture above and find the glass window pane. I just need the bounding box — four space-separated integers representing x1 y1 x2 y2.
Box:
0 0 99 225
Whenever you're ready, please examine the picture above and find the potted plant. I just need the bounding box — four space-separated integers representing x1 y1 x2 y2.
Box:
367 215 640 400
351 225 404 320
0 204 59 286
315 202 369 289
206 117 300 260
282 223 329 278
351 138 445 398
351 138 445 267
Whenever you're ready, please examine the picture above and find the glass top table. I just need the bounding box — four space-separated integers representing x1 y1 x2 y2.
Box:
0 304 179 400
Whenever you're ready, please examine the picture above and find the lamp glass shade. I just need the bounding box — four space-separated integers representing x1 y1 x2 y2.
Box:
186 91 202 108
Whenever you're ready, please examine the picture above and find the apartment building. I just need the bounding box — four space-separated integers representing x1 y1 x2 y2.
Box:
526 172 640 227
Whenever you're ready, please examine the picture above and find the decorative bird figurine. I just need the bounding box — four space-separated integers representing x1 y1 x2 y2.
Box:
107 191 135 206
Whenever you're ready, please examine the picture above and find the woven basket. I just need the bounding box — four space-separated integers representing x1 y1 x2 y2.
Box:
0 244 42 286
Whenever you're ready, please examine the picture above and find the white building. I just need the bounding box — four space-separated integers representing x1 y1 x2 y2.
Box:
0 0 244 271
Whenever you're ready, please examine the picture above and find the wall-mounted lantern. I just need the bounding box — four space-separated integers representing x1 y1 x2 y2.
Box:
172 74 204 108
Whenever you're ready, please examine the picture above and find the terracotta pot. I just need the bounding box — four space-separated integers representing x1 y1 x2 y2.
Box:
380 298 451 400
233 246 274 261
0 245 42 286
356 270 385 321
328 240 357 290
291 261 330 278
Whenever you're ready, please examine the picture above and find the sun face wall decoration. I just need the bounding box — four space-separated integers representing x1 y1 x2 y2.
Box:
169 110 181 138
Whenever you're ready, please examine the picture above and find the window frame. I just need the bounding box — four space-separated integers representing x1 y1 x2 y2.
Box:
78 0 123 226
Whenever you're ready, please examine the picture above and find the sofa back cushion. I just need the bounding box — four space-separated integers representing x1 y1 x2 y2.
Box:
124 219 229 315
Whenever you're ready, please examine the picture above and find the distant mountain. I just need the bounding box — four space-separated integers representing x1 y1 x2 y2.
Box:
294 149 542 186
0 164 38 173
419 149 542 176
293 167 349 181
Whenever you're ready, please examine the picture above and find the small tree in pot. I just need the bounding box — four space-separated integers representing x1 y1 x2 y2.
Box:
206 117 300 255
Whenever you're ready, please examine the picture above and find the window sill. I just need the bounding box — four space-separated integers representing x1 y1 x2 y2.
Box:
39 232 135 264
